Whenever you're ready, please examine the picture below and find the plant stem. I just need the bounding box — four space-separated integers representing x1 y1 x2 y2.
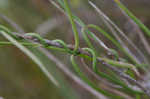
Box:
63 0 79 52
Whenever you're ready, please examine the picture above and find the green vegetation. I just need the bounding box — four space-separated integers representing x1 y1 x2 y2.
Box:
0 0 150 99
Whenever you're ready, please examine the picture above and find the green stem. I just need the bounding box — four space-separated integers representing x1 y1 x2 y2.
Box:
70 55 123 99
82 48 97 72
86 24 138 65
63 0 79 51
0 28 142 95
81 24 119 59
0 25 18 39
52 39 73 54
81 48 141 94
0 42 137 69
0 41 40 47
114 0 150 37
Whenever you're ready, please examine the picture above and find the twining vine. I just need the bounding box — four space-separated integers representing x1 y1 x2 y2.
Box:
0 0 150 98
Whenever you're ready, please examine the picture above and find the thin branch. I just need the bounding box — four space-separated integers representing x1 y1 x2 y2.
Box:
99 60 150 97
0 13 106 98
0 14 24 33
9 33 150 97
88 1 148 64
80 58 123 89
38 48 108 99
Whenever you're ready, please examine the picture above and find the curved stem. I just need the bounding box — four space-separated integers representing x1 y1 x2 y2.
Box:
82 48 97 72
0 25 18 39
86 24 138 65
70 55 123 99
81 24 119 60
52 39 73 54
63 0 79 51
0 26 148 96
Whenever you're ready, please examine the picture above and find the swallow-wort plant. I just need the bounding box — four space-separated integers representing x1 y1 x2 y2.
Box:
0 0 150 99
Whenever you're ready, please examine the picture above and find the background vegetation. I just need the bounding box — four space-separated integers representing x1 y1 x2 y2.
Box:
0 0 150 99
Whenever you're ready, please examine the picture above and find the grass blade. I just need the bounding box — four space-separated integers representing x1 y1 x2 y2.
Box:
113 0 150 37
89 1 148 64
70 55 123 99
0 30 59 86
